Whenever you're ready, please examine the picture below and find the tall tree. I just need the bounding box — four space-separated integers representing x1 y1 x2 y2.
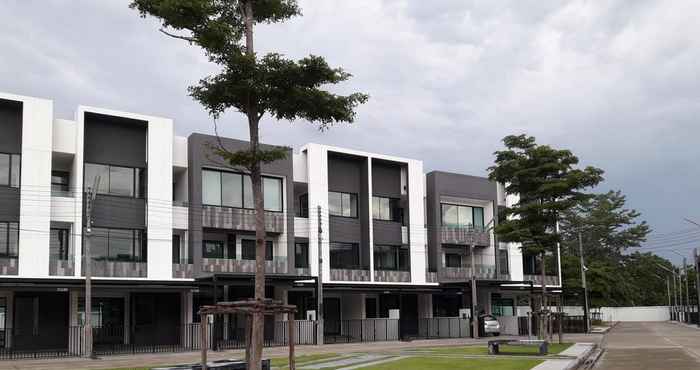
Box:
488 134 603 335
130 1 368 368
559 190 651 306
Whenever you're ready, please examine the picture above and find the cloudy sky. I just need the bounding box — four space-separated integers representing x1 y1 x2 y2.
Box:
1 0 698 262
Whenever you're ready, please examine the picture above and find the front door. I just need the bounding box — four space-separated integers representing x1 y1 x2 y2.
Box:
323 297 341 335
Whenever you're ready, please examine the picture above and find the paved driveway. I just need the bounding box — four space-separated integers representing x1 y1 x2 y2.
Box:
597 322 700 370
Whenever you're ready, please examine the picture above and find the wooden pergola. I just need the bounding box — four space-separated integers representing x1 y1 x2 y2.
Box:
198 298 298 370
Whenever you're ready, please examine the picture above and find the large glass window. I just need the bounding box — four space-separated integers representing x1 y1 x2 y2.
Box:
0 153 20 188
372 196 402 222
295 242 309 268
374 245 409 271
330 242 360 269
84 227 146 262
172 234 181 263
328 191 358 218
241 239 273 261
202 240 224 259
84 163 145 198
202 169 282 211
51 171 70 193
445 253 462 268
498 248 509 275
50 228 70 260
296 194 309 218
441 204 485 229
0 222 19 258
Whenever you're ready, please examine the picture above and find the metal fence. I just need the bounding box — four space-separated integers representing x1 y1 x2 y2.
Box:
324 319 399 344
517 315 587 336
415 317 471 339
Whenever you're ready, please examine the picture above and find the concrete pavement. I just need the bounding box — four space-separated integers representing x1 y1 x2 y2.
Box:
596 321 700 370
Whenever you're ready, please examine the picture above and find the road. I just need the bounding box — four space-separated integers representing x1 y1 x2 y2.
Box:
597 321 700 370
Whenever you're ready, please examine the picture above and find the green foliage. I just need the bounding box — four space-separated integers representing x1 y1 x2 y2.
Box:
488 134 604 256
130 0 368 170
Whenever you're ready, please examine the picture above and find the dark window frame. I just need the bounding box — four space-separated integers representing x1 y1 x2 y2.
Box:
51 171 70 193
328 191 358 218
373 245 409 271
201 169 283 213
241 238 274 261
440 203 486 229
329 241 362 269
297 193 309 218
50 227 70 261
83 227 147 262
83 162 146 199
202 240 224 259
0 221 19 258
372 196 402 223
0 152 20 189
445 253 462 268
295 242 309 268
172 234 181 263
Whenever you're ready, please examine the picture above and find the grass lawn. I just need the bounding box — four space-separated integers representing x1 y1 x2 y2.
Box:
354 357 543 370
420 343 573 356
270 352 341 368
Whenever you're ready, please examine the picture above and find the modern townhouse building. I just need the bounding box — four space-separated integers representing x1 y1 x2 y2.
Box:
0 91 561 357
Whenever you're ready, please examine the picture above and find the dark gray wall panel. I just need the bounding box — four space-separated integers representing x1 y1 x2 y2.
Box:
371 160 402 198
328 154 363 193
84 112 147 168
0 99 22 154
89 195 146 229
372 220 402 245
187 134 294 276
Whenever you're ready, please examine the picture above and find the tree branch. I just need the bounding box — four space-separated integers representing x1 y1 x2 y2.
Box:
159 28 197 43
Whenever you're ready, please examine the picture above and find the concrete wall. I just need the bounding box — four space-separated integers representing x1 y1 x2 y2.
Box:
560 306 671 322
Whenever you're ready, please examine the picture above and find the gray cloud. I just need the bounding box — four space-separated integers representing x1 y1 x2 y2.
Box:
1 0 698 262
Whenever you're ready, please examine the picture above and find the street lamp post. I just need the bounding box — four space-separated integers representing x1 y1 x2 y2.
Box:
657 263 679 321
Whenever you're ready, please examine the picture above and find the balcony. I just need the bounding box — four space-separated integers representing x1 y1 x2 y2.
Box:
440 226 490 246
201 206 284 233
82 260 147 278
172 263 193 279
374 270 410 282
330 268 370 282
426 271 438 283
50 258 74 276
0 257 18 275
438 265 496 282
523 274 560 286
201 257 288 274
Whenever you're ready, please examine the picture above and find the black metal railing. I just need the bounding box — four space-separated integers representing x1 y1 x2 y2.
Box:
323 319 399 344
0 326 82 360
517 315 587 335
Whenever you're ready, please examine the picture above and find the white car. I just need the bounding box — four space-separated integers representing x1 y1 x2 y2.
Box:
481 314 501 336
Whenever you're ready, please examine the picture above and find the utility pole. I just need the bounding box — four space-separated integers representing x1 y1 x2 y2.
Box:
470 244 479 339
316 205 324 345
578 232 590 333
695 248 700 328
84 177 100 359
683 258 690 323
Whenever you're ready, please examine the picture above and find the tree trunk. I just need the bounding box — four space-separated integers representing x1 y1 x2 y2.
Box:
243 2 264 369
540 252 547 340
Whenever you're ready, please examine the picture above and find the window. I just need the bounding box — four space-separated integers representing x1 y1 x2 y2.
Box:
202 240 224 259
491 297 514 316
201 169 283 211
330 242 360 269
0 222 19 258
84 163 145 198
51 171 70 193
441 204 485 229
84 227 146 262
374 245 409 271
445 253 462 268
296 194 309 218
50 228 70 260
372 196 402 222
241 239 273 261
328 191 357 218
0 153 20 188
227 234 236 260
295 242 309 268
172 234 181 263
498 248 509 275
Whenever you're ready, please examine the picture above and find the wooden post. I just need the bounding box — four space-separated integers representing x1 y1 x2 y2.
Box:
200 313 208 370
288 318 296 370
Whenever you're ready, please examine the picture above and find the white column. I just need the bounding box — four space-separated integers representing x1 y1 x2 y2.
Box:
15 95 53 277
147 117 174 280
408 160 427 284
367 158 374 282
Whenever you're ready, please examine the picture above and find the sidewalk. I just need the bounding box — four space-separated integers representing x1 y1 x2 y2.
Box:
0 334 603 370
